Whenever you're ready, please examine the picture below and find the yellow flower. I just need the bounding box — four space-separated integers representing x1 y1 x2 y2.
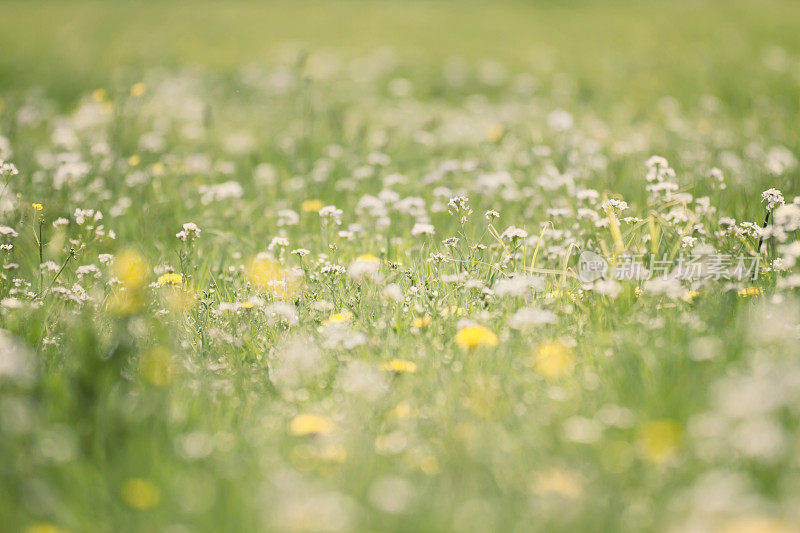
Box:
533 340 574 379
156 273 182 287
454 325 498 349
323 311 353 325
128 154 141 167
392 402 414 419
247 254 300 299
738 286 762 297
355 254 379 263
32 203 43 211
239 301 255 309
130 82 146 97
441 305 466 318
91 88 107 103
532 468 584 499
637 419 681 463
289 414 335 436
113 249 149 289
164 286 197 313
682 290 699 302
486 123 504 142
413 315 431 329
151 162 165 176
301 199 324 213
383 359 417 373
139 347 175 386
121 478 161 509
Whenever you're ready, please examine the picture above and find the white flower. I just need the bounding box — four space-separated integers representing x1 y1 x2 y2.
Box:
761 188 785 211
601 199 628 212
382 283 404 302
500 225 528 241
319 205 343 225
0 226 18 238
509 307 556 329
411 222 435 237
176 222 201 241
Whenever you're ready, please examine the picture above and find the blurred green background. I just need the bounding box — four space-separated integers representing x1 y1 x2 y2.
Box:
2 0 800 109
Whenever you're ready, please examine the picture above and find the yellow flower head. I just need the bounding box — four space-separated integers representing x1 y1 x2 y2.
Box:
121 478 161 509
532 468 584 499
130 82 146 97
113 249 149 289
486 123 504 142
91 88 108 103
32 203 43 211
355 254 379 263
738 286 762 297
128 154 141 167
289 414 335 436
455 325 499 349
301 199 324 213
637 419 681 463
682 290 699 302
442 305 466 318
534 340 575 379
383 359 417 373
156 273 182 287
247 254 300 299
239 301 255 309
413 315 432 329
323 311 353 325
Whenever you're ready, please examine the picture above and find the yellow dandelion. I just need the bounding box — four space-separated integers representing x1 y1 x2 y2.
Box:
486 123 504 142
289 414 335 436
355 253 379 263
412 315 431 329
128 154 141 167
637 419 681 463
139 347 175 386
130 82 146 97
113 249 149 289
151 162 165 176
247 254 300 299
91 88 107 103
323 311 353 325
738 286 762 297
441 305 466 318
532 468 584 499
239 301 255 309
533 340 574 379
383 359 417 373
682 290 699 302
164 285 197 313
454 325 499 349
32 203 43 211
156 273 182 287
121 478 161 510
391 402 414 419
301 199 324 213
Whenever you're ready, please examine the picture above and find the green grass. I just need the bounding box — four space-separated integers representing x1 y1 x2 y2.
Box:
1 1 800 532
